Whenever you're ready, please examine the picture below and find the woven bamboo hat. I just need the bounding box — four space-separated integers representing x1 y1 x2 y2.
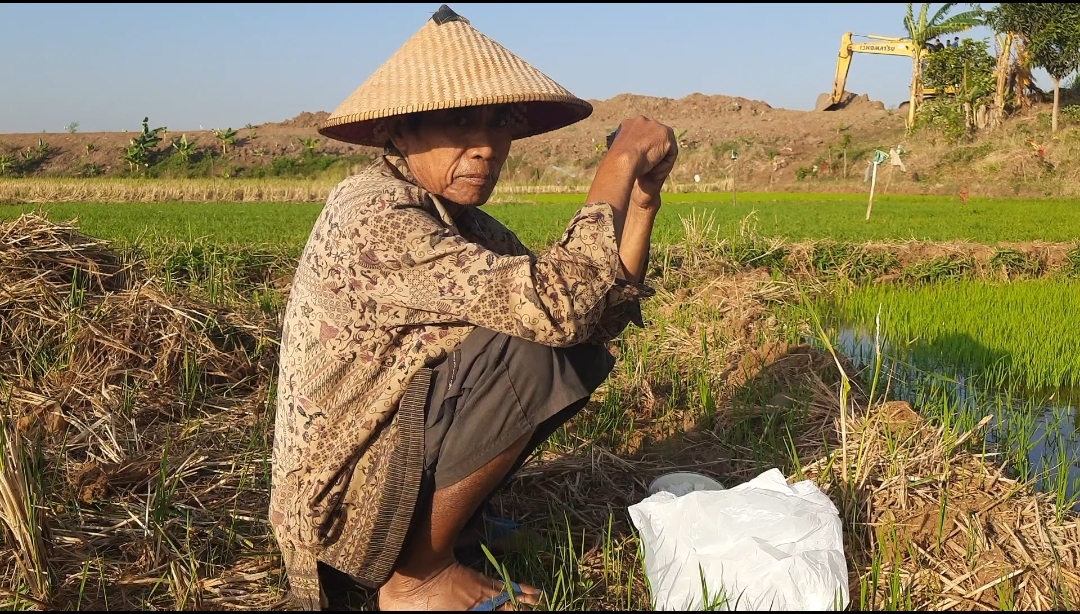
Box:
317 4 592 147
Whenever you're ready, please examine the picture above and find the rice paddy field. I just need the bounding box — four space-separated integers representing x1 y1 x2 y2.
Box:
5 191 1080 249
3 191 1080 611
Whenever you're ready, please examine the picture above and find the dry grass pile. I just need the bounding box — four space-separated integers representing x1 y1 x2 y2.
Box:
804 393 1080 610
0 214 283 609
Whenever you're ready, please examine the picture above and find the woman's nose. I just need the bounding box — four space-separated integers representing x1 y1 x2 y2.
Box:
467 140 497 159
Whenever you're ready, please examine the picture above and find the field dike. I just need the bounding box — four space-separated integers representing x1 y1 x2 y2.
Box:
0 179 727 205
1 213 1079 610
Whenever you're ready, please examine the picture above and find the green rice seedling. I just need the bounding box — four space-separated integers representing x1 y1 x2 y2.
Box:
899 255 975 285
859 546 884 610
151 440 180 525
882 555 915 611
534 514 594 611
996 575 1018 610
990 248 1043 279
178 348 202 411
822 280 1080 390
1067 247 1080 277
696 564 737 610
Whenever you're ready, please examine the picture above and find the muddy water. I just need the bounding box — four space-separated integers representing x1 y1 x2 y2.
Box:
820 325 1080 508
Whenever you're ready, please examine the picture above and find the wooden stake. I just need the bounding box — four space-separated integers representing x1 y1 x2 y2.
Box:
731 159 737 206
866 163 879 220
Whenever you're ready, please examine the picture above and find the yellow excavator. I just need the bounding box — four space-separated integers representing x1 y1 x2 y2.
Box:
821 32 956 111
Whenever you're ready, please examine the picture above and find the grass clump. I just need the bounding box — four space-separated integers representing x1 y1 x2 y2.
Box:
900 254 976 285
989 248 1045 279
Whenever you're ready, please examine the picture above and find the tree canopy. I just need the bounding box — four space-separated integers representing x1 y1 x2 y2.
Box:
981 3 1080 132
982 3 1080 81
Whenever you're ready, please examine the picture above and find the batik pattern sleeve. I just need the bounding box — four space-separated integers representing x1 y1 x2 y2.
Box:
465 206 652 345
334 198 651 348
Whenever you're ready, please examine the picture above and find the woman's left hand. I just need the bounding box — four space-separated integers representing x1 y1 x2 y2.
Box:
629 132 677 214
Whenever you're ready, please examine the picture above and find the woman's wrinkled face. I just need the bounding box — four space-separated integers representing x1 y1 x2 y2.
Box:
387 104 515 207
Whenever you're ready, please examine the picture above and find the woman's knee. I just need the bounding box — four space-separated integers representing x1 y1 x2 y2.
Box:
499 334 616 398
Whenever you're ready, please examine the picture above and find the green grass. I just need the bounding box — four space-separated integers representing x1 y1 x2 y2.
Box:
3 191 1080 251
819 279 1080 390
0 202 322 252
484 192 1080 245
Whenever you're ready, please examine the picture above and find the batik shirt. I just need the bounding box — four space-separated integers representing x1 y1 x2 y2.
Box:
269 151 652 608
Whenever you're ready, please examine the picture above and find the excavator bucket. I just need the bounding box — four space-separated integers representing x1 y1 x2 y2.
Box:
817 91 854 112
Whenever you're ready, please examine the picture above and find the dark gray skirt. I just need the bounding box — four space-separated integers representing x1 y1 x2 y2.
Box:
422 327 616 491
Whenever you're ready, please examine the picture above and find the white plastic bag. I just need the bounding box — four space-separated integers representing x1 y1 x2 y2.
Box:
627 468 849 611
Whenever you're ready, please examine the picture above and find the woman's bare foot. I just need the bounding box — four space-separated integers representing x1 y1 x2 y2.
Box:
378 561 541 611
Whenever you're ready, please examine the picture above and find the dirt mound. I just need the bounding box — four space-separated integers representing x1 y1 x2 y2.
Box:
503 91 902 186
587 92 774 125
262 110 331 129
0 90 908 190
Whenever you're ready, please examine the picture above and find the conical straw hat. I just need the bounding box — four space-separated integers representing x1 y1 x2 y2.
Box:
318 5 592 147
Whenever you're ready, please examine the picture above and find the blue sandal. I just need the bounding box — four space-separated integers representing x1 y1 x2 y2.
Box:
470 581 526 611
483 516 520 544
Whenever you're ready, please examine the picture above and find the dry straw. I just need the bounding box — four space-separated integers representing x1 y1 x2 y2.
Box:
0 215 283 609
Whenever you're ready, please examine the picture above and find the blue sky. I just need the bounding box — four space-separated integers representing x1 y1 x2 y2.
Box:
1 3 1010 134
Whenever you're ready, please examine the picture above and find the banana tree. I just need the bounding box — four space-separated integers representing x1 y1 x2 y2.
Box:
982 4 1038 125
136 117 165 150
123 144 147 174
0 154 13 175
298 137 320 158
213 128 238 156
902 2 983 130
172 134 196 163
982 3 1080 133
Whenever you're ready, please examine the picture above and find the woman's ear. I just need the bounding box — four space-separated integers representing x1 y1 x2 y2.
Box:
378 118 410 154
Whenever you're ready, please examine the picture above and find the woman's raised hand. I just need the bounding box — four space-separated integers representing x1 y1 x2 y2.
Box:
607 116 679 213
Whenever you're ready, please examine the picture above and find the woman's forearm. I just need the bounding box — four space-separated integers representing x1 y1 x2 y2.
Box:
616 205 654 283
585 151 635 240
584 152 655 282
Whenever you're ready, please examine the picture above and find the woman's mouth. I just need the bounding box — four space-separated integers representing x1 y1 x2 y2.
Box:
459 174 490 186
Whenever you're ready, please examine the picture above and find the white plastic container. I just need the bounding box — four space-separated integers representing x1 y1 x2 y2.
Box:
647 471 725 497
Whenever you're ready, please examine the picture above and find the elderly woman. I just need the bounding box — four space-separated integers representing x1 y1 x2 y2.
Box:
269 5 677 611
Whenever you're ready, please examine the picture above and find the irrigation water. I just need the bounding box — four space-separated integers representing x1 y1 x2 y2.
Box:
816 322 1080 511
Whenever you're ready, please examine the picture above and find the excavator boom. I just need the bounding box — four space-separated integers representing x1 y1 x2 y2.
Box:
823 31 951 111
